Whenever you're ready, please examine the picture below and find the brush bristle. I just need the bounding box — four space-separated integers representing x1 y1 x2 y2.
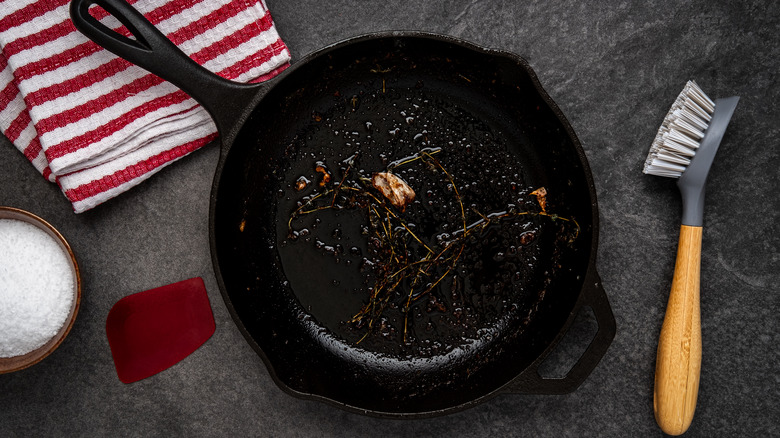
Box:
643 80 716 178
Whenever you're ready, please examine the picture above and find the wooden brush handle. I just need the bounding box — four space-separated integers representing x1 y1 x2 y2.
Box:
654 225 703 435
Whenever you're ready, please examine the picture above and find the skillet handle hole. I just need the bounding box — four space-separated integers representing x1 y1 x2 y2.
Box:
536 306 598 379
86 4 138 42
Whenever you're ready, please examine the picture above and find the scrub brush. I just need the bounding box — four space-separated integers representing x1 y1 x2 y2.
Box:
643 81 739 435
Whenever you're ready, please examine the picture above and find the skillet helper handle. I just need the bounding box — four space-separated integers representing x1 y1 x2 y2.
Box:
69 0 259 137
654 225 702 436
507 269 616 394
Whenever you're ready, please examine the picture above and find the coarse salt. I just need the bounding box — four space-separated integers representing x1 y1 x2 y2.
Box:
0 218 75 358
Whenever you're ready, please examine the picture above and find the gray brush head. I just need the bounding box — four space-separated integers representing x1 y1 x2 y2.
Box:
643 81 739 226
643 81 716 178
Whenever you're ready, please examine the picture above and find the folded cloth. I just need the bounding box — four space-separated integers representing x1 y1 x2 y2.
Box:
0 0 290 213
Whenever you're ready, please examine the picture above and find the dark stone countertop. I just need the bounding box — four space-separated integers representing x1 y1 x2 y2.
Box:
1 1 777 436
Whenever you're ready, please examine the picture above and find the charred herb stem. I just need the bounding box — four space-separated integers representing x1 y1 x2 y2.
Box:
287 149 580 344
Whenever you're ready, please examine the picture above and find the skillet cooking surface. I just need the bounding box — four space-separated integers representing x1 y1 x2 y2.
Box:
213 36 594 413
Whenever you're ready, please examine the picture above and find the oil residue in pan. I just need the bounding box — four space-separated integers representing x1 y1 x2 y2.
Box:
275 82 577 359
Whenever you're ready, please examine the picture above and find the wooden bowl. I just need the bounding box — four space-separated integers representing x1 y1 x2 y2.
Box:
0 206 81 374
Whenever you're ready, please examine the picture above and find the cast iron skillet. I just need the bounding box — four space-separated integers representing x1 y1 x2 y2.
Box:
72 0 616 417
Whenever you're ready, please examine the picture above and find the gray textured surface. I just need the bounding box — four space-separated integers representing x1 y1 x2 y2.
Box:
1 0 778 436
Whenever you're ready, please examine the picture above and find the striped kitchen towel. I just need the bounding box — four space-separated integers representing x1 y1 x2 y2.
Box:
0 0 290 213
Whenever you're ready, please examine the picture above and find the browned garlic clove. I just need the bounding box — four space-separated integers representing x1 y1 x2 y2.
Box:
371 172 416 212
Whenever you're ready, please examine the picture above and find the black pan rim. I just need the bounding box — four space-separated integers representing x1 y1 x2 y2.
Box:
207 30 605 418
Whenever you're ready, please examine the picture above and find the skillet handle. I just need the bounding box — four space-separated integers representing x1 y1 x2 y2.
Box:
69 0 263 140
507 268 616 394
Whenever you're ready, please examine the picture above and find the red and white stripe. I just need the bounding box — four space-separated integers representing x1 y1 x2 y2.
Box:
0 0 289 213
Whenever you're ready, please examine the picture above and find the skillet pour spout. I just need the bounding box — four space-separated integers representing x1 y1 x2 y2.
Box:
71 0 615 417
